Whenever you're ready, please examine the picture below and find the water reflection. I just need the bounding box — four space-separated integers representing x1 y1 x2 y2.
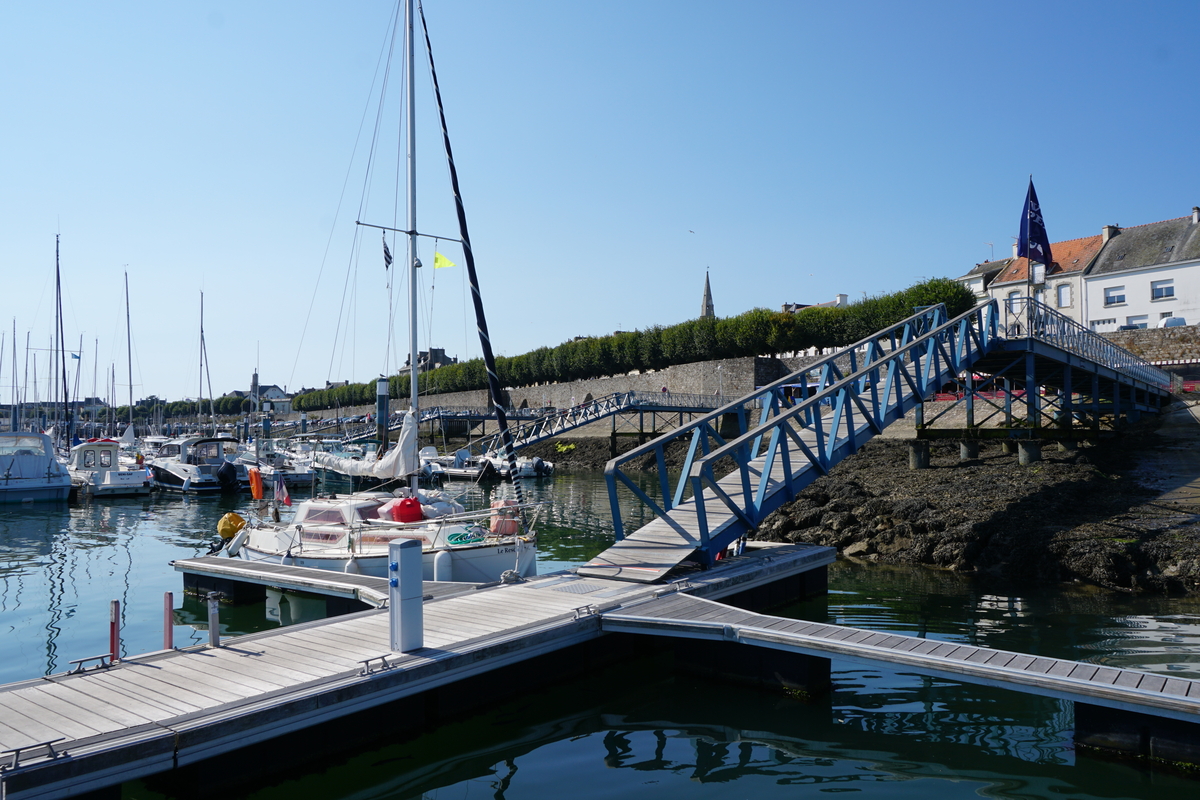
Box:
146 671 1197 800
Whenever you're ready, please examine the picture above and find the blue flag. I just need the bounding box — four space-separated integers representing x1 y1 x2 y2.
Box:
1018 179 1053 268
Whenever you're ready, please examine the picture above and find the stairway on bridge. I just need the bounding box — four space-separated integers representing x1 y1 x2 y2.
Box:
580 299 1175 583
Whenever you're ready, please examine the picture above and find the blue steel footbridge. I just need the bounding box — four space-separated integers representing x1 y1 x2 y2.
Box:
582 299 1174 582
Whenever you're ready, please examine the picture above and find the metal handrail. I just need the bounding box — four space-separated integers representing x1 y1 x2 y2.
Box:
1000 297 1171 388
679 303 998 550
603 303 964 542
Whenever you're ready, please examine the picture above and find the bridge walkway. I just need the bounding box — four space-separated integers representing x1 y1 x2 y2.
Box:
603 591 1200 725
584 300 1174 581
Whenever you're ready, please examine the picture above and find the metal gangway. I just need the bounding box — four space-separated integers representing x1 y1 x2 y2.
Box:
582 299 1174 582
459 391 725 457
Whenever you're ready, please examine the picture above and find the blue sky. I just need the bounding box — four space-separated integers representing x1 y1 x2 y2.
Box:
3 1 1199 405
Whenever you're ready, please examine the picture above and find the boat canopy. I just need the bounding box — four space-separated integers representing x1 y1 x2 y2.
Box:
314 411 417 480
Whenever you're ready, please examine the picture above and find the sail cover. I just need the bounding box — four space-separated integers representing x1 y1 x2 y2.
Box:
119 425 136 445
313 411 417 480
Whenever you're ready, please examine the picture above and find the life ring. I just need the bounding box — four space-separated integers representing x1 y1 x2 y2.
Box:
248 467 264 499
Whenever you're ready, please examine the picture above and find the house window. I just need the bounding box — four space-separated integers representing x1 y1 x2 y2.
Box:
1090 318 1116 330
1126 315 1148 329
1034 288 1046 306
1006 290 1021 311
1056 284 1070 307
1104 286 1126 306
1161 311 1175 319
1151 279 1174 300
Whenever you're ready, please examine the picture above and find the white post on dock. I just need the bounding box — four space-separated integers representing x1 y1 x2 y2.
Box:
388 539 423 653
109 600 121 663
163 592 174 650
206 592 221 648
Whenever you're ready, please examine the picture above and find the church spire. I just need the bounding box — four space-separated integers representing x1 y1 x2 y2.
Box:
701 270 714 319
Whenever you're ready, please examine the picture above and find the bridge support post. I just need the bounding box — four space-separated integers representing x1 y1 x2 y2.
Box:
1017 440 1041 465
959 440 979 461
1076 702 1200 769
908 440 930 470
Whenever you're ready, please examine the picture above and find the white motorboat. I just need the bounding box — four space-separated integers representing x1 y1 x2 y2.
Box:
0 431 72 504
224 490 537 582
145 436 248 493
66 438 151 497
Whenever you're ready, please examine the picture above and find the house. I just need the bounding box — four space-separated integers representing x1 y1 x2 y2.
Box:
782 294 849 314
959 235 1103 327
1083 209 1200 331
957 259 1010 303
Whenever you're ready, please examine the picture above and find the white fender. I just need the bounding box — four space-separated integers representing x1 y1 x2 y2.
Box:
225 527 249 558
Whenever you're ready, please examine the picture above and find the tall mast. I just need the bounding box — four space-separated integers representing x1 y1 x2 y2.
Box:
199 292 205 432
10 319 16 431
405 0 419 479
125 272 134 431
56 235 71 444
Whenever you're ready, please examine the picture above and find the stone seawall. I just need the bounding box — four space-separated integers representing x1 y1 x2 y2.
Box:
1102 326 1200 376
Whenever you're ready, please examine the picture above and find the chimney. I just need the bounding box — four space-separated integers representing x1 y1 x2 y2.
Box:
836 293 848 307
1102 224 1120 244
1193 206 1199 224
1012 242 1018 258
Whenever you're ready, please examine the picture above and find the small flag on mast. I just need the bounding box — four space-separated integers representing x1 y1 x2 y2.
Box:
433 251 456 269
382 233 393 270
1017 178 1053 269
274 469 291 507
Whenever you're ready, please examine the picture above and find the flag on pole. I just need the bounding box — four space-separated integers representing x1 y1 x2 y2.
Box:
1017 178 1053 268
274 469 291 507
434 251 456 269
382 233 394 270
70 352 81 360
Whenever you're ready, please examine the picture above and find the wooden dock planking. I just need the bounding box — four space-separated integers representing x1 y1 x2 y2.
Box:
601 593 1200 724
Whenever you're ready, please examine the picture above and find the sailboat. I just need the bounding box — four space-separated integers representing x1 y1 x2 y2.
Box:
225 0 537 581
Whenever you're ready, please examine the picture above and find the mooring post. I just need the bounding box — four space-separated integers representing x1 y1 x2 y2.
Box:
389 539 423 653
163 592 174 650
206 591 221 648
908 440 930 470
300 411 308 434
109 600 121 663
376 377 389 453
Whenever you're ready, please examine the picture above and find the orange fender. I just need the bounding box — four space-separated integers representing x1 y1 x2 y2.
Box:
248 467 264 500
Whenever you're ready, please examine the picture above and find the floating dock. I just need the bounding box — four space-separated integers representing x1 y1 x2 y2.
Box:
0 543 832 800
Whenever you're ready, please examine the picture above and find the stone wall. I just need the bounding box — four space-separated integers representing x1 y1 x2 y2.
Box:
1102 325 1200 378
280 354 832 422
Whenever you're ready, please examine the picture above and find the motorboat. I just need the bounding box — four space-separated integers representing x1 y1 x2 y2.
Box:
222 490 538 582
145 436 248 493
66 438 151 497
0 432 72 503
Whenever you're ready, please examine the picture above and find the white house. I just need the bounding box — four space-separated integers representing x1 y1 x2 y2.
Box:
1084 209 1200 331
956 234 1103 328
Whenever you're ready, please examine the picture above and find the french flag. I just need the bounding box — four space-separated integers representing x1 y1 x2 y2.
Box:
274 470 291 507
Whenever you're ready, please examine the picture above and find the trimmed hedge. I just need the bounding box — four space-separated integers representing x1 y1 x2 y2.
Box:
292 277 975 412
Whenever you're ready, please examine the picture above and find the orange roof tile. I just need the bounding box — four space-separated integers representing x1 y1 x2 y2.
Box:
991 234 1104 285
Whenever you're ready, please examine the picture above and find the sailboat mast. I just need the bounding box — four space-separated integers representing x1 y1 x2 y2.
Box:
56 235 71 444
199 292 205 433
10 319 16 431
405 0 419 479
125 272 134 431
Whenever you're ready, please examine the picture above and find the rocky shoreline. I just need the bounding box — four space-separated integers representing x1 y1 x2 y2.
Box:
524 401 1200 596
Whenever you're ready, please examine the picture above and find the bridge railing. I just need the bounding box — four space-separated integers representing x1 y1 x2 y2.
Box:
1001 297 1172 388
604 302 994 544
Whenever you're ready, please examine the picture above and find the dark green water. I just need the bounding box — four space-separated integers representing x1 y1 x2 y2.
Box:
2 472 1199 798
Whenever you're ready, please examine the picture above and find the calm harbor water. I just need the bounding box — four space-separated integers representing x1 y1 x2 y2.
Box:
2 472 1200 798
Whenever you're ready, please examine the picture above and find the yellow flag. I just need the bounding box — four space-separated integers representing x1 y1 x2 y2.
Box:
434 251 456 269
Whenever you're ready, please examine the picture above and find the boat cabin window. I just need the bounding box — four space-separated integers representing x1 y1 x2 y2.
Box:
189 442 224 463
83 450 97 467
355 503 388 521
0 436 48 457
295 507 346 525
159 444 181 458
99 450 113 468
